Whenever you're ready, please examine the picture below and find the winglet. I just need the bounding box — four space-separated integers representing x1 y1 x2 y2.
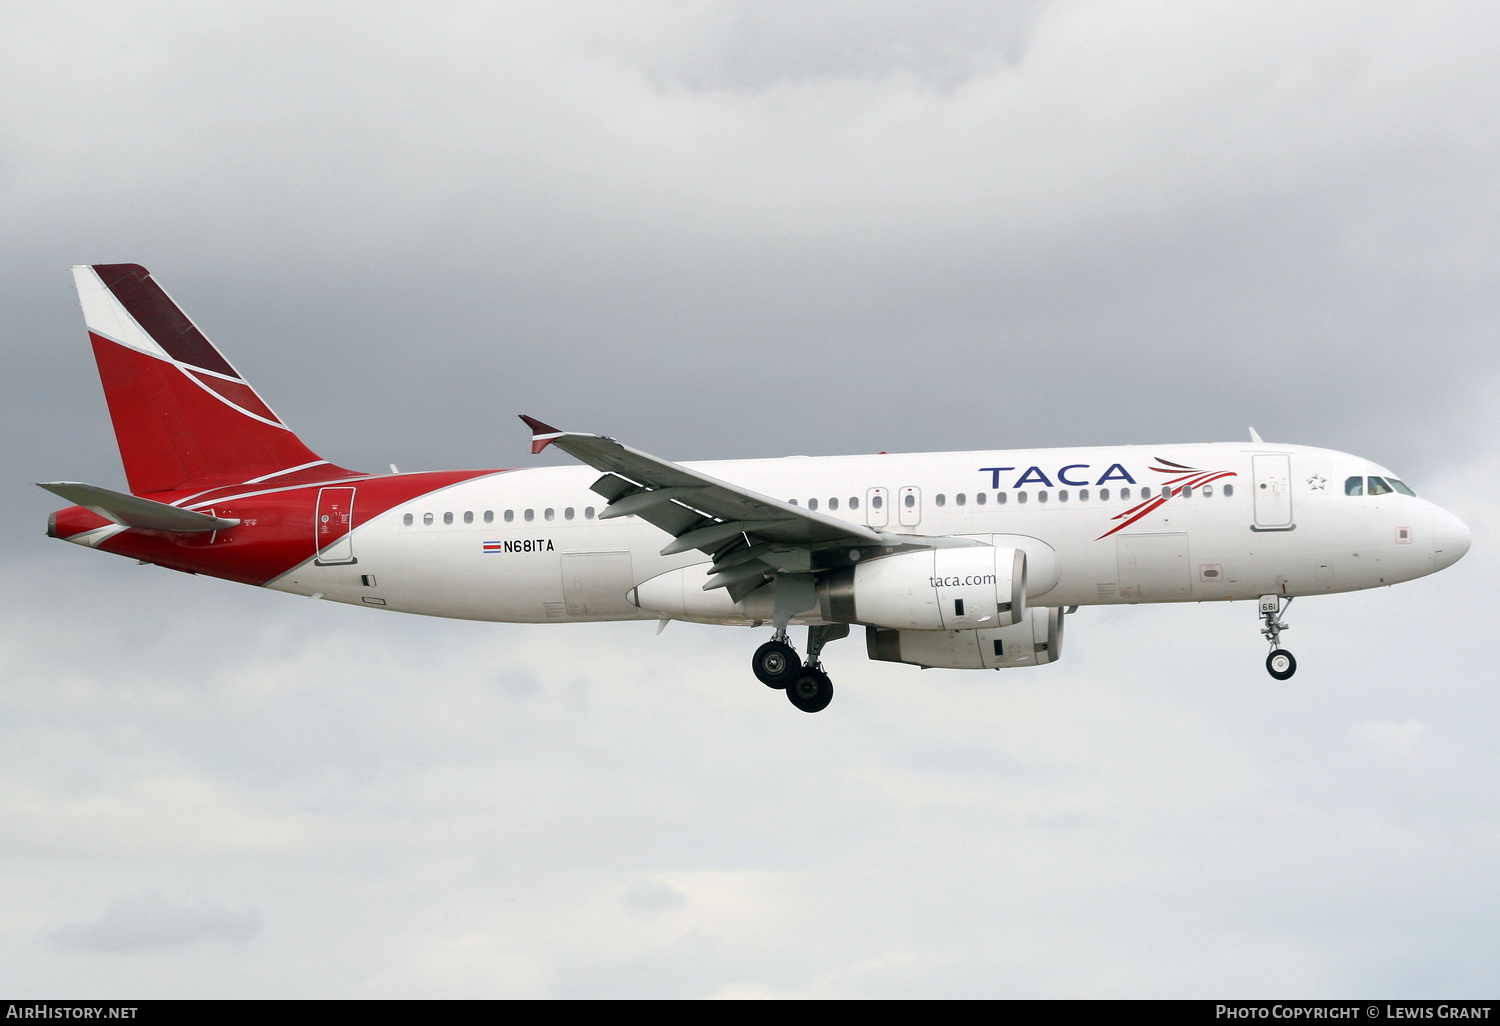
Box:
520 415 564 455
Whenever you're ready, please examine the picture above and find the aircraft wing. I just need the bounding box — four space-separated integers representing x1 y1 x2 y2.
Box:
522 416 885 596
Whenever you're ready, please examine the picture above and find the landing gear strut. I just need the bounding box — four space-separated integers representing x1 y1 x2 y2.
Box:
1259 594 1297 680
751 624 848 712
785 624 847 713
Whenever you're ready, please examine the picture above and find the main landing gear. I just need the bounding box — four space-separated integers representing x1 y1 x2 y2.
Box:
752 635 800 688
1259 594 1297 681
751 625 848 713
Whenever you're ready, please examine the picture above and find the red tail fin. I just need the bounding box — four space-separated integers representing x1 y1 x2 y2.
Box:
73 264 360 495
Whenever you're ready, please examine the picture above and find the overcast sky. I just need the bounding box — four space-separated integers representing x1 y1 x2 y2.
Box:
3 0 1498 998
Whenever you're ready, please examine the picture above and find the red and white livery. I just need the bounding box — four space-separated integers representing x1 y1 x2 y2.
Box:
44 264 1471 712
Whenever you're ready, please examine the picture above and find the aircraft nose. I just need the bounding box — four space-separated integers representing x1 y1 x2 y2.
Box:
1432 507 1471 571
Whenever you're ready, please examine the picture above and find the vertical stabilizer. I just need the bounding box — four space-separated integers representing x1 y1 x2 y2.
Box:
73 264 358 495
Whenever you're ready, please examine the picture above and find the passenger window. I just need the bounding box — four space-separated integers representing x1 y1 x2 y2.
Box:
849 496 860 510
463 511 473 524
443 512 454 525
484 510 494 523
956 493 966 506
1037 491 1048 503
1181 487 1191 498
789 499 798 506
975 492 986 506
904 494 916 508
544 508 555 521
1223 484 1234 497
1058 490 1068 502
997 492 1007 505
1017 491 1028 504
403 513 413 526
1099 488 1109 501
565 507 575 520
1201 485 1213 497
809 498 819 511
829 497 839 511
585 507 596 519
524 509 534 522
1120 488 1131 501
935 494 946 507
504 509 514 522
1367 477 1394 496
871 495 882 509
1161 486 1171 498
423 513 433 525
1079 489 1089 502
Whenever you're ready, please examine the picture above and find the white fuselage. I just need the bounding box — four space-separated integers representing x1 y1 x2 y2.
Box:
266 442 1467 626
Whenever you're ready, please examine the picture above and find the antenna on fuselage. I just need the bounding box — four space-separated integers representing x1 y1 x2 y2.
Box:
1248 427 1264 443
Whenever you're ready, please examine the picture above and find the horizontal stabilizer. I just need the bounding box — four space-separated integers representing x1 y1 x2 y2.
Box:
37 482 240 533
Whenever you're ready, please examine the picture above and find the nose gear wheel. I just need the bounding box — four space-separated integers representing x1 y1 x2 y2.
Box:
1266 649 1297 680
1258 595 1297 680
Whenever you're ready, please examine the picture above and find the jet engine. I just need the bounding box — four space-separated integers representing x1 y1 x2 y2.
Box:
865 607 1065 669
818 545 1026 631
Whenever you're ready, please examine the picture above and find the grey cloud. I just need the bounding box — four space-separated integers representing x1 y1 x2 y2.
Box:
51 893 263 953
621 879 688 915
653 0 1043 92
8 0 1496 499
5 0 1499 998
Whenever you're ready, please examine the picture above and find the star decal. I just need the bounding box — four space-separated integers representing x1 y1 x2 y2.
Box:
1307 474 1327 491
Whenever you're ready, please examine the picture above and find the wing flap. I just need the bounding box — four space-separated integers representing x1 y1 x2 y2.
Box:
522 416 882 557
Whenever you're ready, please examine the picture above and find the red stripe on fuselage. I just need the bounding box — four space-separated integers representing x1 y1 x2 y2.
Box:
89 469 507 585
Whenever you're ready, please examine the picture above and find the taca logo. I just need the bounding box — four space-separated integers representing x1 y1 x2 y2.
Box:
977 463 1137 489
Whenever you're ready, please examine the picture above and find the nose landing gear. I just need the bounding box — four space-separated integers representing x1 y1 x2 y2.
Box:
1259 594 1297 680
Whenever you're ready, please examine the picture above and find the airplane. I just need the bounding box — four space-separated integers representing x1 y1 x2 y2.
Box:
41 263 1471 713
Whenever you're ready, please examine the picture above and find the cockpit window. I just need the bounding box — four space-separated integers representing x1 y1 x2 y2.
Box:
1345 476 1364 496
1367 476 1395 496
1388 479 1416 496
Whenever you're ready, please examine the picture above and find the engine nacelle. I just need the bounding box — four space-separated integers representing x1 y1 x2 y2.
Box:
818 545 1026 631
865 607 1065 669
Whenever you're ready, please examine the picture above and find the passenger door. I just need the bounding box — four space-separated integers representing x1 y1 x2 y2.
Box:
314 487 357 565
1252 454 1294 529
